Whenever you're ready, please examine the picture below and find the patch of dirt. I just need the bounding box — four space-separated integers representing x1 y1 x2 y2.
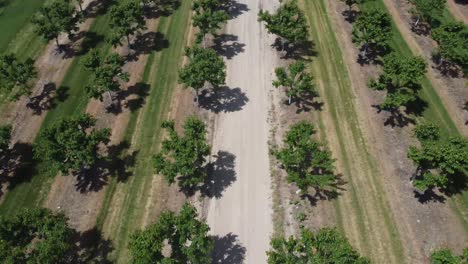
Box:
447 0 468 23
386 0 467 135
329 0 467 261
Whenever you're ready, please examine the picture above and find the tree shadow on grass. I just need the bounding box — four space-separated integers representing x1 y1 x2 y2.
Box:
27 83 70 115
271 38 317 61
212 34 245 60
220 0 250 19
60 31 104 59
201 151 237 199
74 141 137 193
341 9 360 23
411 169 468 204
211 233 246 264
126 32 169 62
106 82 150 114
198 87 248 113
70 227 114 263
372 97 427 128
301 174 347 207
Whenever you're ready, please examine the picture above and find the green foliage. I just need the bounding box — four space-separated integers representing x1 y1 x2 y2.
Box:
83 49 129 101
108 1 146 47
267 228 370 264
273 60 316 104
408 123 468 192
34 114 110 173
432 22 468 74
352 8 392 59
369 53 426 110
0 125 12 157
410 0 446 26
258 0 309 46
129 203 214 264
153 117 211 189
430 248 468 264
274 121 336 194
192 0 229 43
31 0 78 45
0 54 37 100
0 208 74 264
414 122 440 141
178 46 226 94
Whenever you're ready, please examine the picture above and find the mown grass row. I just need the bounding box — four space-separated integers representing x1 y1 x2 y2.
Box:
0 2 115 216
301 0 405 262
362 0 468 232
95 1 193 262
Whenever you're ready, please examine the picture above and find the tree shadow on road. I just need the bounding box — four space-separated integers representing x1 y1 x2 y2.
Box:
27 83 70 115
272 38 317 61
212 34 245 60
0 142 35 197
212 233 246 264
220 0 250 19
107 82 150 114
70 227 114 263
126 32 169 62
85 0 116 18
199 87 249 113
301 174 347 207
201 151 237 199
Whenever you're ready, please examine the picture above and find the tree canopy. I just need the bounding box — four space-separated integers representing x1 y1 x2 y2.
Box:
192 0 229 44
178 46 226 101
34 114 110 173
0 208 74 264
32 0 79 46
0 54 37 100
83 49 129 101
129 203 213 264
153 117 211 189
0 125 12 158
369 53 426 111
274 121 336 195
352 8 392 61
258 0 309 47
273 60 316 105
431 248 468 264
267 228 370 264
432 22 468 74
108 2 146 47
410 0 446 28
408 123 468 192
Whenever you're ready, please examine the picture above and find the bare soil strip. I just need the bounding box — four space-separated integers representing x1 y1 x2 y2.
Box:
206 0 277 263
446 0 468 23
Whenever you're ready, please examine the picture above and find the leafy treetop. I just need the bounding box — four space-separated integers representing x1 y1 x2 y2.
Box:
274 121 336 195
352 8 392 60
408 122 468 192
83 49 129 101
430 248 468 264
369 53 426 110
129 203 213 264
153 117 211 189
258 0 309 46
273 60 316 105
108 2 146 47
0 125 12 157
0 208 74 264
34 114 110 173
432 22 468 74
178 46 226 97
32 0 79 46
192 0 229 44
267 228 370 264
0 54 37 100
410 0 446 27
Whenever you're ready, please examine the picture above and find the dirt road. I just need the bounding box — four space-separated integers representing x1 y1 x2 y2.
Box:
447 0 467 23
206 0 278 262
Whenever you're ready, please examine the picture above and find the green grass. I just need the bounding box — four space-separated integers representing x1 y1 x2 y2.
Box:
0 5 114 216
302 0 406 262
362 0 468 233
95 1 193 262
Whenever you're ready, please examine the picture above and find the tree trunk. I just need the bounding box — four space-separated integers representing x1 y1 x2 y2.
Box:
288 95 292 105
127 35 131 47
55 37 60 48
78 2 83 12
415 16 420 27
